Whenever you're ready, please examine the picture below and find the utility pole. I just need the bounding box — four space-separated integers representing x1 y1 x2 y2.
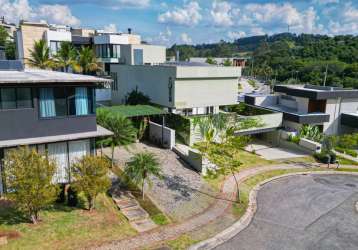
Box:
251 57 254 78
323 64 328 86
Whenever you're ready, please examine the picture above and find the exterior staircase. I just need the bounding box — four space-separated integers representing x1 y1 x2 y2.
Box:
112 189 158 232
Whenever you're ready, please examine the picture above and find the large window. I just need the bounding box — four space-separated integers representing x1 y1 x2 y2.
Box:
134 49 143 65
0 87 33 110
39 87 95 118
50 41 62 56
95 44 120 58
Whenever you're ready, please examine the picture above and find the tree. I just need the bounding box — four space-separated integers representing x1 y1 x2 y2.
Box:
96 110 137 166
28 39 54 69
54 41 78 72
206 57 217 65
0 26 8 46
223 58 232 66
76 46 100 74
71 155 111 211
4 147 59 224
125 87 151 105
124 152 162 200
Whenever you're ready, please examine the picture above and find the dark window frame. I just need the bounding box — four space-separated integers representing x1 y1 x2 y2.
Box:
0 87 33 110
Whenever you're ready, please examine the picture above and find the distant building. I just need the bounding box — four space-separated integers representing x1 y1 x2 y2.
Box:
0 17 16 60
245 84 358 135
190 57 247 68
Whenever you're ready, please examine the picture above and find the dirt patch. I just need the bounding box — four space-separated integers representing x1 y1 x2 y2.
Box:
0 230 21 239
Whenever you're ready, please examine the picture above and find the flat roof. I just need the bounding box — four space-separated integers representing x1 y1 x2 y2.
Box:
0 69 112 85
274 85 358 100
0 125 113 148
98 105 167 118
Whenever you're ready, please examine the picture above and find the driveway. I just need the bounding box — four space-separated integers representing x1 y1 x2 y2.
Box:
103 143 218 222
215 174 358 250
245 141 309 160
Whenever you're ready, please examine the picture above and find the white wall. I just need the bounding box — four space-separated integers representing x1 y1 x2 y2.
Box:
110 65 240 110
296 97 309 113
149 121 175 149
45 30 72 45
120 44 166 65
94 34 141 45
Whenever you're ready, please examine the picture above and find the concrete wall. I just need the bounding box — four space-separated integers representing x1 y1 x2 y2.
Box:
253 95 278 106
296 97 309 113
174 78 237 109
16 23 49 65
120 44 166 65
149 121 175 149
111 65 176 106
45 30 72 45
110 65 240 110
94 34 141 45
0 86 97 141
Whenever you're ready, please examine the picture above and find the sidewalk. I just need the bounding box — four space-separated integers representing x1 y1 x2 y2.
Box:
92 164 308 250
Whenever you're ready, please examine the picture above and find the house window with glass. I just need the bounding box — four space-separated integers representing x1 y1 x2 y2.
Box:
0 87 32 110
39 87 95 118
134 49 143 65
95 44 120 58
50 41 62 56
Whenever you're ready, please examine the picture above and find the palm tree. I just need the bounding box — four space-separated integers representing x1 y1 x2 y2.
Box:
76 46 100 74
54 41 78 72
97 111 137 166
28 39 53 69
124 152 162 200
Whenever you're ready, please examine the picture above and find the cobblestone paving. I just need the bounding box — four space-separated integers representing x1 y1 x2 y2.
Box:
103 143 218 221
93 161 305 250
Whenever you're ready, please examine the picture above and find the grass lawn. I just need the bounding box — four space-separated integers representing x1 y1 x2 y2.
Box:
336 156 358 166
112 167 170 226
0 194 136 250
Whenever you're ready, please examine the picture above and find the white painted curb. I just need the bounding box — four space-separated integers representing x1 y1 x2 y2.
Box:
189 171 358 250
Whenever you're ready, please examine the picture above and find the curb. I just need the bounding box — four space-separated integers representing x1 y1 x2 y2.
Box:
189 171 358 250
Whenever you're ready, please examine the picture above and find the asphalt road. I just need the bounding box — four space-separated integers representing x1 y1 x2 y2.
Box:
215 174 358 250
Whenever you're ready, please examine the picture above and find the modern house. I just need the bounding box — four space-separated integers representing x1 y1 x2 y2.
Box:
190 57 247 68
110 62 241 115
245 84 358 135
0 17 16 60
0 61 113 195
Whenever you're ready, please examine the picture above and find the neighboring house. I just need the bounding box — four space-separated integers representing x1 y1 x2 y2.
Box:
0 17 16 60
190 57 248 68
245 84 358 135
110 62 241 115
0 61 113 195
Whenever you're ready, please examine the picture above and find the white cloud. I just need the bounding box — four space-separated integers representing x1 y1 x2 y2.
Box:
0 0 80 26
327 2 358 35
343 2 358 22
158 1 202 26
103 23 117 33
147 27 172 47
180 32 192 44
312 0 339 5
37 4 80 26
249 27 265 36
107 0 150 10
210 1 238 27
227 31 246 40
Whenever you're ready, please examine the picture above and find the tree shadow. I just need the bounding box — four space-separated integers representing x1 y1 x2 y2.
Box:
0 200 29 225
157 175 197 202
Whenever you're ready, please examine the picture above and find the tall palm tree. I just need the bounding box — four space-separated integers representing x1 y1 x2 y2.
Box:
76 46 100 74
28 39 53 69
54 41 78 72
125 152 162 200
96 110 137 166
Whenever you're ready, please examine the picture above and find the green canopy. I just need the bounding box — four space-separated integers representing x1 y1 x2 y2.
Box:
98 105 167 118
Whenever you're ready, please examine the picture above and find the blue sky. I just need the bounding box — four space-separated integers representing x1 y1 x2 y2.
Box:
1 0 357 46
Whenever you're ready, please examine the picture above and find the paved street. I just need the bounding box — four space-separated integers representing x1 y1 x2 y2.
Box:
215 174 358 250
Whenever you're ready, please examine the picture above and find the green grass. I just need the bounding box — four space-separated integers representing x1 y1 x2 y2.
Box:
336 156 358 166
98 105 167 118
112 167 170 226
0 194 136 250
166 234 198 250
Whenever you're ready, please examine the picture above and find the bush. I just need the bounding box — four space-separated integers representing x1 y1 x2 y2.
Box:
288 135 300 144
335 147 358 157
314 151 336 164
56 184 66 203
67 186 78 207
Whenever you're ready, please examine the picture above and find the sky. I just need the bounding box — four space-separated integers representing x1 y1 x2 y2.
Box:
0 0 357 47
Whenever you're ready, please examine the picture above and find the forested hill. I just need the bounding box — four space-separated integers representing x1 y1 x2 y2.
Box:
167 33 358 88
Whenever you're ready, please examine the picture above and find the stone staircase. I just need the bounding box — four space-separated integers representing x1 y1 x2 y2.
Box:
112 190 158 232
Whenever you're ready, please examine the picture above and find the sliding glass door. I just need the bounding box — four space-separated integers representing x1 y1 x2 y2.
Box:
47 142 69 183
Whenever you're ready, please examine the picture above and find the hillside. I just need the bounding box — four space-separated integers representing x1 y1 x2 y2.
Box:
167 33 358 88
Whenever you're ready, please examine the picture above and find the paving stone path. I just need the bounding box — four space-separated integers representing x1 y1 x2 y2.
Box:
94 164 309 250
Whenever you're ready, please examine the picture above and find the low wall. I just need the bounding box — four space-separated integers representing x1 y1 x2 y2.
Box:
149 121 175 149
299 138 321 152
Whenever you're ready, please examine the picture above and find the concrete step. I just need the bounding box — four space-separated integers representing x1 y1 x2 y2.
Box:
114 198 139 209
121 206 149 222
130 218 158 233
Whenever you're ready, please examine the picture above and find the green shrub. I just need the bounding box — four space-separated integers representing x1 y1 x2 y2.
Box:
335 147 357 157
314 151 336 164
288 135 300 144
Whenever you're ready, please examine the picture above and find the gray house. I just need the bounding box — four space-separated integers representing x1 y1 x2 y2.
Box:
0 61 112 194
245 84 358 135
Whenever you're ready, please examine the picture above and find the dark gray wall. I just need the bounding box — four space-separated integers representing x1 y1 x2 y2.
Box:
0 86 97 141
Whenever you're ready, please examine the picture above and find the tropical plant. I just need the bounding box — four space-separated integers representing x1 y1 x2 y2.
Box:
298 125 323 142
124 152 162 200
137 119 148 141
125 87 151 105
76 46 100 74
223 58 232 66
97 111 137 166
53 41 78 72
71 155 111 211
206 57 217 65
28 39 54 69
4 147 59 224
237 117 264 130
